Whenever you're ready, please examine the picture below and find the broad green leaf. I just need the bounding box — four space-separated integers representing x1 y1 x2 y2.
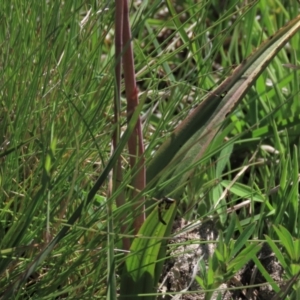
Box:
120 200 176 300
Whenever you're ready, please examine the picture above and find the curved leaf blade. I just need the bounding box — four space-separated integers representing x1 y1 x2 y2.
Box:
147 15 300 199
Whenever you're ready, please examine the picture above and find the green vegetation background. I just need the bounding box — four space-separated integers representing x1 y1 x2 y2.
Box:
1 0 300 299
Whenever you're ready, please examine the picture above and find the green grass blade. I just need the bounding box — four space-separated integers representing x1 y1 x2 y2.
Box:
1 99 145 299
265 235 288 270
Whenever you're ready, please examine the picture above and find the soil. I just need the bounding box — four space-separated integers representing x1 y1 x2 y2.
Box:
158 219 284 300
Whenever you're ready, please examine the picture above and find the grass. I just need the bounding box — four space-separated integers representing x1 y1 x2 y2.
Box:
1 0 300 299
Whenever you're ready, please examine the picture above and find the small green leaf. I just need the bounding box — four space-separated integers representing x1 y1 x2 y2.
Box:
274 225 296 261
197 258 207 288
265 235 288 270
294 240 300 262
227 243 261 273
207 259 215 286
195 275 205 289
225 213 237 245
50 137 57 153
230 223 256 258
45 154 51 174
221 181 264 202
216 142 234 177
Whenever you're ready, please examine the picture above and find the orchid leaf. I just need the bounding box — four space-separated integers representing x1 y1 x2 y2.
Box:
120 199 176 299
147 14 300 200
